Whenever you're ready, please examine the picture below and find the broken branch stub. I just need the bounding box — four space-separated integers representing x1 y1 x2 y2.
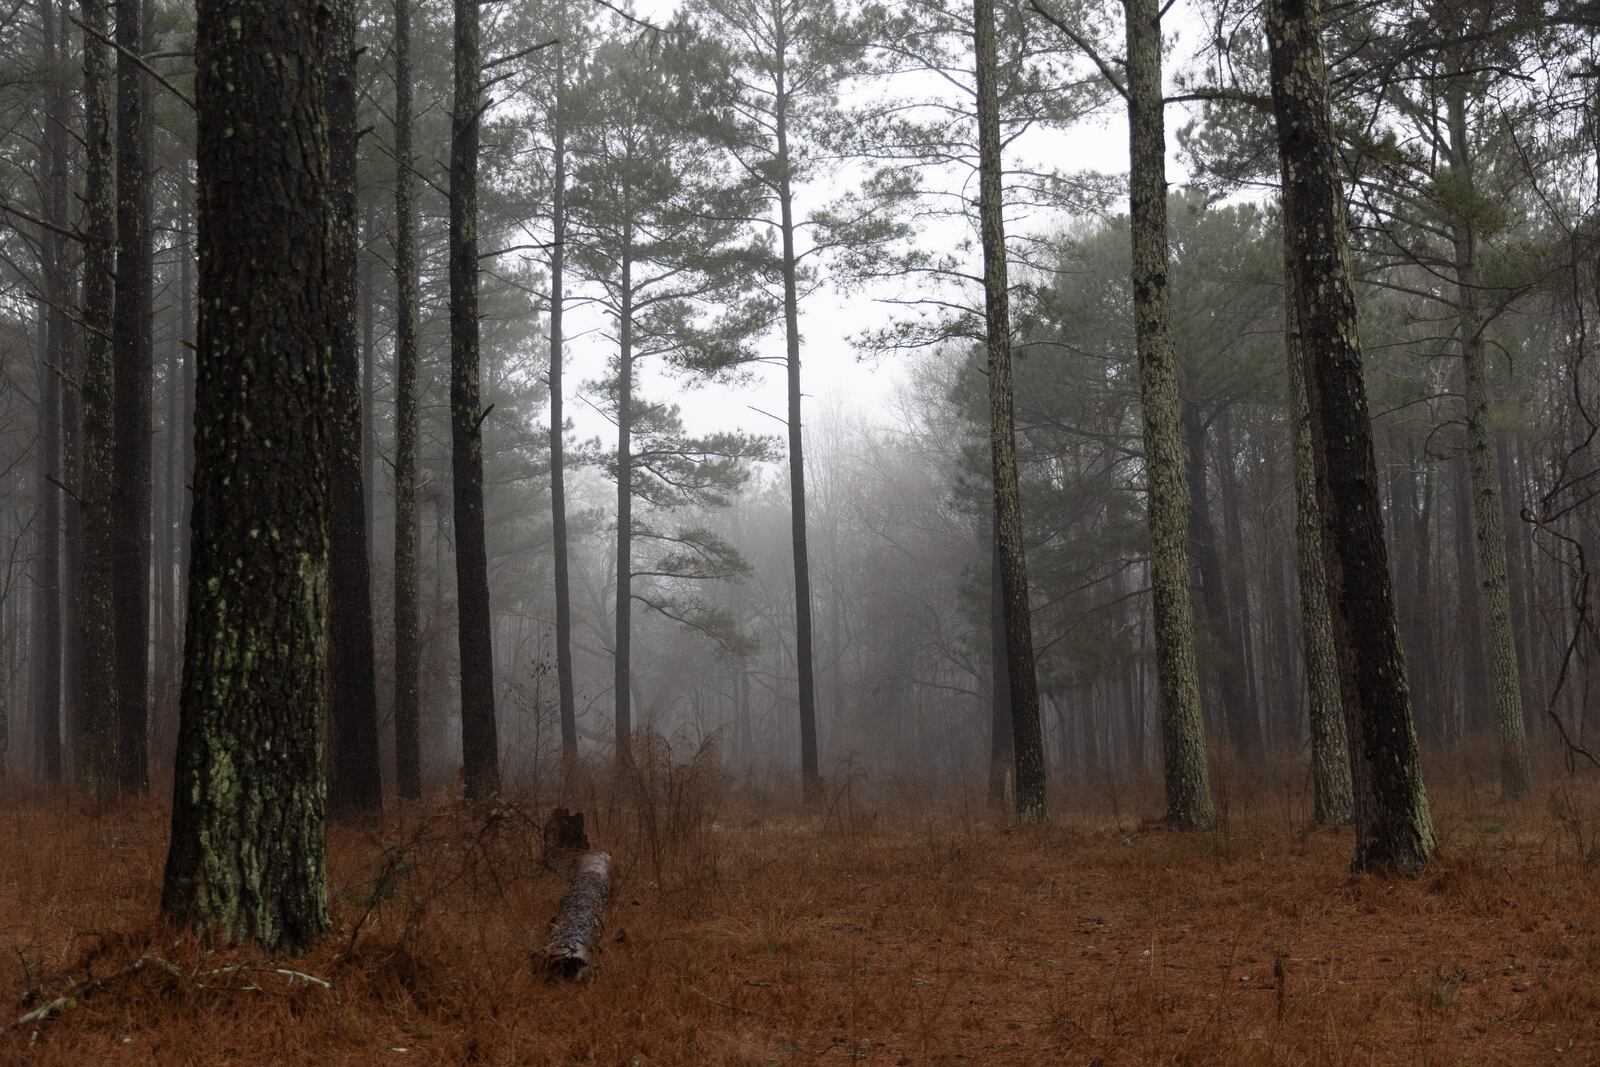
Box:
542 807 589 869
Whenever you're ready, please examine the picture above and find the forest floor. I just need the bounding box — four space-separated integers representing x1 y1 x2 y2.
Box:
4 748 1600 1065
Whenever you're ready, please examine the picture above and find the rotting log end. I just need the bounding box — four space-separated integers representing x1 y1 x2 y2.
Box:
541 850 613 982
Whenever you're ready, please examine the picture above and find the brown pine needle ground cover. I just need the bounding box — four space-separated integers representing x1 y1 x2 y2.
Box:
5 752 1600 1065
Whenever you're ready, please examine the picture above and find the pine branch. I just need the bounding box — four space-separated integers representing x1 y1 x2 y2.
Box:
69 13 195 111
1027 0 1128 101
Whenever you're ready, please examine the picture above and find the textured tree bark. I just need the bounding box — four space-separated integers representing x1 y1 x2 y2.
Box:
393 0 422 801
1267 0 1435 873
548 23 577 772
774 35 821 804
974 0 1045 823
1445 82 1531 797
1182 403 1258 755
326 0 383 813
1280 203 1352 824
161 0 334 950
112 0 154 794
77 0 119 796
542 851 613 981
450 0 501 799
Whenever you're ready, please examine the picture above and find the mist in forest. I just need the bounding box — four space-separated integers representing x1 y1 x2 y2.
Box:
1 0 1599 1060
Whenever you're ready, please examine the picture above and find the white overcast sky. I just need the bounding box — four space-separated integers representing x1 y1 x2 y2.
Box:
555 0 1214 449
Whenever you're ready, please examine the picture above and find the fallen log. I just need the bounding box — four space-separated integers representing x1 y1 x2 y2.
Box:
541 850 613 981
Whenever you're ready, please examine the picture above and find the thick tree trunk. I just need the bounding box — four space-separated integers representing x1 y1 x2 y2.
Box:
450 0 501 799
112 0 154 794
1280 207 1352 824
1445 83 1531 797
1122 0 1213 827
161 0 334 950
77 0 118 795
548 31 577 772
974 0 1045 823
326 0 383 812
1267 0 1435 873
393 0 422 801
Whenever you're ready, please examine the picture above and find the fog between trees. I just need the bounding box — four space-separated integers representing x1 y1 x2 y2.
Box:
0 0 1596 948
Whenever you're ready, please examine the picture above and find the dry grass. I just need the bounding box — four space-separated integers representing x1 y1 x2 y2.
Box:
5 749 1600 1065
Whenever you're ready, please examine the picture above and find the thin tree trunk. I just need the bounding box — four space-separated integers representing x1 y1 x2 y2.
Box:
974 0 1045 823
614 249 634 760
32 0 70 785
361 230 377 544
1411 460 1441 745
1446 80 1531 797
548 24 576 772
1281 207 1352 824
1451 444 1488 743
777 68 825 809
1510 434 1542 732
769 23 821 802
60 306 81 789
161 0 333 950
1217 412 1262 749
1267 0 1435 873
987 517 1012 808
77 0 118 794
325 0 383 812
157 293 180 758
1183 403 1258 754
179 176 195 630
392 0 422 801
450 0 500 798
112 0 154 794
155 0 176 742
158 143 182 762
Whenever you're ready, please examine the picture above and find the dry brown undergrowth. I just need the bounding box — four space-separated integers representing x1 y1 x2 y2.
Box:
4 742 1600 1065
